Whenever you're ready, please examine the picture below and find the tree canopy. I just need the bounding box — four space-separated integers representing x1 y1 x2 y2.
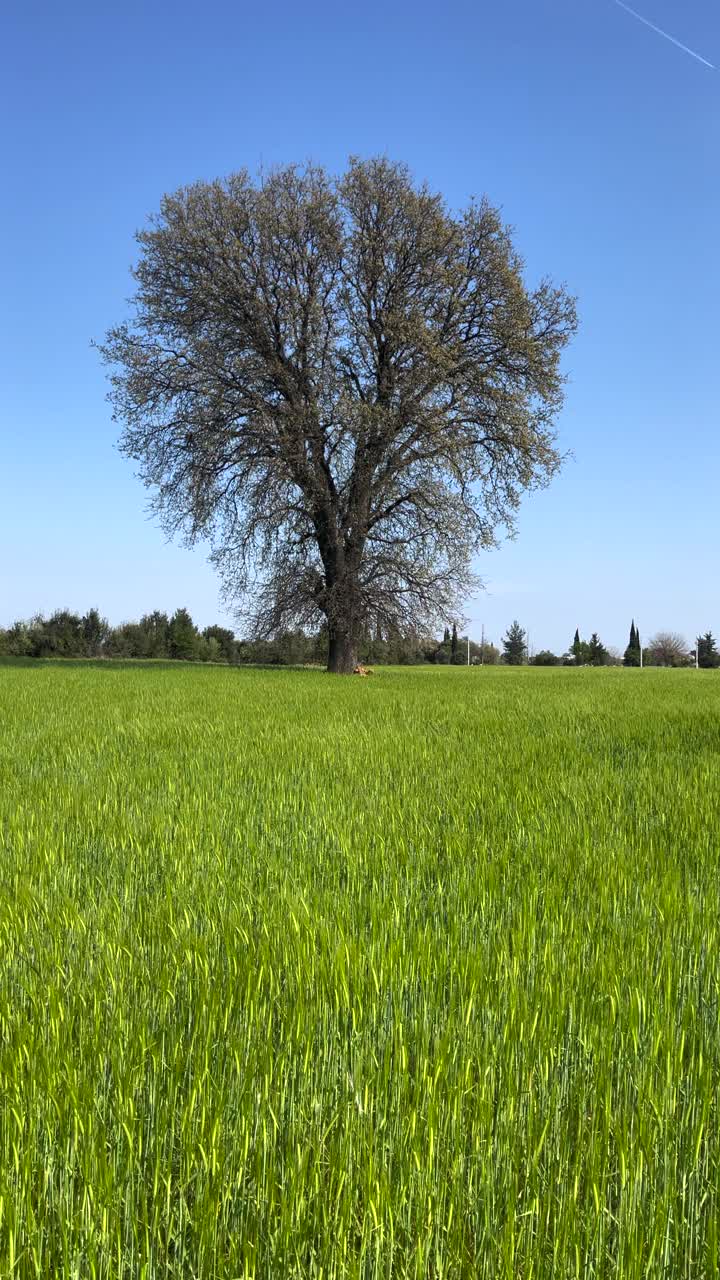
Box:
99 157 577 671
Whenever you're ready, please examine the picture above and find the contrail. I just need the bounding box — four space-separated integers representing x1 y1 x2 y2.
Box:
614 0 716 70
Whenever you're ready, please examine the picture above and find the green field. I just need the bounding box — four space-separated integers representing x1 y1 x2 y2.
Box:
1 662 719 1278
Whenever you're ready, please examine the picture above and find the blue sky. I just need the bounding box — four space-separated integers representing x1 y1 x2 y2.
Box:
2 0 717 654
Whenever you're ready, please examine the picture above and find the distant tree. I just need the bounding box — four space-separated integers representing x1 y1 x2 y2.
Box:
3 621 32 656
465 638 484 664
426 625 455 664
624 619 641 667
502 620 526 666
587 632 607 667
277 629 315 665
30 610 84 658
82 608 110 657
365 620 388 665
450 630 469 665
432 640 451 665
137 611 170 658
568 629 591 665
478 641 500 665
531 649 561 666
199 635 222 662
696 631 720 670
168 608 200 660
311 624 329 665
202 625 237 663
109 621 147 657
234 639 251 664
385 628 428 665
647 631 690 668
475 633 499 665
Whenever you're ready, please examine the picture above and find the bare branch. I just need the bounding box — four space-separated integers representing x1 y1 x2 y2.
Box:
98 157 577 671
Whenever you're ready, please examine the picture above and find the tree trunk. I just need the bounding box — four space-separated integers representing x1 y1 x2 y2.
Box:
326 625 357 674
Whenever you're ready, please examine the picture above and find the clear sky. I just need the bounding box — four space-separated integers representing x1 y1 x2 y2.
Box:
2 0 717 654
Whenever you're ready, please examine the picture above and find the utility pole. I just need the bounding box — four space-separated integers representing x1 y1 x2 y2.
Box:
481 623 485 665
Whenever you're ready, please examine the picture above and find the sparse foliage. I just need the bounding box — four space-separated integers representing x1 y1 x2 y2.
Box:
99 158 577 672
646 632 690 668
477 641 500 665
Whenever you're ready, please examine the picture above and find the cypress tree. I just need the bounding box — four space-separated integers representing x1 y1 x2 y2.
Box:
624 619 641 667
451 622 458 659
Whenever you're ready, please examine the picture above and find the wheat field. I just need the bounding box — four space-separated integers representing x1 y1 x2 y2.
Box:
1 661 719 1277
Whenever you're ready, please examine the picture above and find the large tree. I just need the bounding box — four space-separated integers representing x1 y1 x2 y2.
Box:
99 158 577 673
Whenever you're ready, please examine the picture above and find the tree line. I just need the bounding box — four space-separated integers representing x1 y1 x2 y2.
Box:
0 608 471 666
2 609 717 669
0 609 239 663
499 620 720 669
0 608 327 665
